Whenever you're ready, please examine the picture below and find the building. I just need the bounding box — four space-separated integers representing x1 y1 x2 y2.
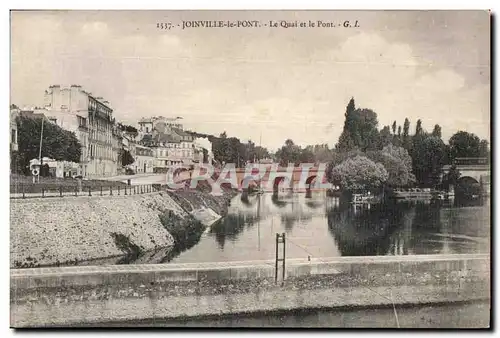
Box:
137 116 197 171
134 145 155 174
43 85 121 177
138 116 183 135
10 108 18 152
29 157 80 178
150 132 194 171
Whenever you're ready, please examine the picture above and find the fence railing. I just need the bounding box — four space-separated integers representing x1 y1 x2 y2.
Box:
10 184 162 199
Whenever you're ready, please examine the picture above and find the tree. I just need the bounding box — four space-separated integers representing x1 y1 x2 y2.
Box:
299 147 315 163
121 149 135 166
16 115 82 175
336 129 356 152
402 118 411 150
351 108 380 151
393 125 402 147
210 131 271 166
212 131 236 165
336 105 380 152
336 97 357 151
367 145 415 187
307 144 334 163
432 124 442 139
479 140 490 159
415 119 424 136
330 155 388 192
391 121 397 135
448 131 484 160
254 146 271 161
443 164 461 189
275 139 302 166
379 126 392 148
411 135 446 187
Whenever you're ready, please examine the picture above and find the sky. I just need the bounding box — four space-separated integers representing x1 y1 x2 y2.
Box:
11 10 490 151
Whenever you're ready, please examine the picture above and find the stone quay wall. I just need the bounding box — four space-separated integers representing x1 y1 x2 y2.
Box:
10 254 490 327
10 192 187 268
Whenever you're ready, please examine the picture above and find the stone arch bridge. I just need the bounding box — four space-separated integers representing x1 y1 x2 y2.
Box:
442 158 490 195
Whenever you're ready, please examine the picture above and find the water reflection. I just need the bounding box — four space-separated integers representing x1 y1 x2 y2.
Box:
210 212 260 250
327 202 408 256
168 193 490 264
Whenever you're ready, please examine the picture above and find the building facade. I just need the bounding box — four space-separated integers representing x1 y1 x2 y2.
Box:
138 116 197 171
43 85 120 177
10 108 18 152
134 145 155 174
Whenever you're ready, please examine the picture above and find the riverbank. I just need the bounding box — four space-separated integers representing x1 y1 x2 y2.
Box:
10 185 236 268
10 254 490 327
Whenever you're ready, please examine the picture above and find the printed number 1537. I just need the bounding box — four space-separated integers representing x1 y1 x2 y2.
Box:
157 22 172 30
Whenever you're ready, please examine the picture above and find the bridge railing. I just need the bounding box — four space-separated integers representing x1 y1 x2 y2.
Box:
453 157 489 166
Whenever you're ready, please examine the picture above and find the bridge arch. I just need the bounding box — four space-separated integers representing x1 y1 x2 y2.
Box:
458 176 479 185
273 176 293 192
240 176 259 191
455 175 483 197
306 175 317 188
173 167 188 177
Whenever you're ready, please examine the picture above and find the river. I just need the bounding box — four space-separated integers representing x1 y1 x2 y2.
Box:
169 192 490 263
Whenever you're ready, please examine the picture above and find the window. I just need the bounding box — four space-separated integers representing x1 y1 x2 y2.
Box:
11 129 16 144
146 127 149 133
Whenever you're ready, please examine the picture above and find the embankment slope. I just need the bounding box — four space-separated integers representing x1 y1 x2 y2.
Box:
10 192 187 268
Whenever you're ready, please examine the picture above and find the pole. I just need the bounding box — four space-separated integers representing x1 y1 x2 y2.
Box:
38 117 45 183
275 233 279 283
282 232 286 284
257 194 261 251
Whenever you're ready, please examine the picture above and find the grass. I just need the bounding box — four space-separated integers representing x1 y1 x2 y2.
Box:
110 232 143 263
159 211 205 259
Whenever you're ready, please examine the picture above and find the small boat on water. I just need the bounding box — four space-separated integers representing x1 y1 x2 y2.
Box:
351 193 379 204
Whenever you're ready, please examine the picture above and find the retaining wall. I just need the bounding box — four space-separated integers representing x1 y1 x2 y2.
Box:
10 192 187 268
10 254 490 327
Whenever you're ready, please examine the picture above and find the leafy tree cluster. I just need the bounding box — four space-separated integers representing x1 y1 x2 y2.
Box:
117 123 139 139
336 98 380 152
330 155 389 192
121 148 135 166
274 141 335 166
448 131 490 161
366 144 415 188
15 115 82 175
332 97 489 189
208 131 271 166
